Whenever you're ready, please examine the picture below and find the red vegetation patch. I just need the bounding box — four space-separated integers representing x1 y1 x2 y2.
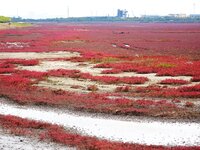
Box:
0 61 16 74
160 79 189 85
0 62 15 69
0 59 40 76
135 84 200 98
3 59 39 66
48 69 81 78
0 76 186 118
1 23 200 60
185 102 195 108
16 70 47 81
0 115 49 136
0 75 32 86
101 69 122 74
191 76 200 82
115 86 131 92
94 57 200 79
48 69 148 84
0 23 200 120
0 68 16 74
91 76 148 84
172 99 181 103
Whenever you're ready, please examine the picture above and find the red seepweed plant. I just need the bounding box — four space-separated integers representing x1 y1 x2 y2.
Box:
160 79 189 85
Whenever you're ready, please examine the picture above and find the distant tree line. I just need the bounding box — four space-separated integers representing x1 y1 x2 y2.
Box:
11 16 200 23
0 16 11 23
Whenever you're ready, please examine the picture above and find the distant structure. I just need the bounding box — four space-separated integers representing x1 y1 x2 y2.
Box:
117 9 128 18
190 14 200 18
168 14 187 18
141 15 161 18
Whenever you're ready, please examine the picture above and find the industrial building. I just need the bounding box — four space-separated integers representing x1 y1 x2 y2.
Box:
117 9 128 18
168 14 187 18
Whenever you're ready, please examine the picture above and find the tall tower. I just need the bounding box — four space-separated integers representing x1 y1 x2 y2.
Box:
67 6 69 18
193 3 196 14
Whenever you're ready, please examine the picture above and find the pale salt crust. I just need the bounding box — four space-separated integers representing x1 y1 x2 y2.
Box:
18 60 198 87
0 51 80 59
0 42 29 49
17 60 200 94
0 102 199 147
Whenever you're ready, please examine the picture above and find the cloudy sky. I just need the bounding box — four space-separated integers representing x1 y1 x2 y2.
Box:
0 0 200 19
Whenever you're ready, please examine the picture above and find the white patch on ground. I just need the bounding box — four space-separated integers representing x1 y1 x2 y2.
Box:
18 60 106 75
73 29 89 32
0 23 14 30
124 44 130 48
56 40 86 44
0 51 80 59
36 77 117 93
18 60 195 87
16 60 200 93
112 44 117 48
0 42 29 49
0 102 199 146
0 129 74 150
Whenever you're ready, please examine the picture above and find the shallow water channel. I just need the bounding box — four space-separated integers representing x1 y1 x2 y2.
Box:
0 102 199 146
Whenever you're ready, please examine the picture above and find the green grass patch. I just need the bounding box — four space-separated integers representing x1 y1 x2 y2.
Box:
90 57 120 63
157 63 176 68
11 22 33 27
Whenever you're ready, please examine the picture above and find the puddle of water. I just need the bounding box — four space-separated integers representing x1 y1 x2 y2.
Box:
0 103 199 146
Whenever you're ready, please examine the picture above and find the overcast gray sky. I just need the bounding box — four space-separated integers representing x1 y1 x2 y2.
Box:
0 0 200 19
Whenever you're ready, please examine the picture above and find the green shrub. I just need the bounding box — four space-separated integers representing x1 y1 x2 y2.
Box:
0 16 11 23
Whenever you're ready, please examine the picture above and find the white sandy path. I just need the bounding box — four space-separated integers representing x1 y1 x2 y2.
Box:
0 102 199 147
18 60 106 75
0 51 80 59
